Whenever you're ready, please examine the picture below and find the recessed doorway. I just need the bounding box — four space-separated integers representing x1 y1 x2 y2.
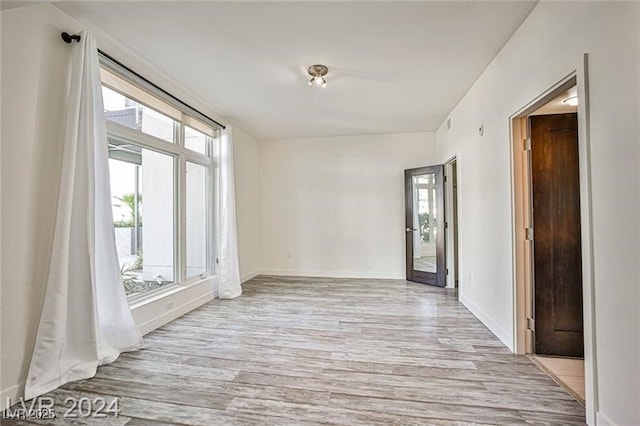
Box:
445 158 459 289
510 74 589 408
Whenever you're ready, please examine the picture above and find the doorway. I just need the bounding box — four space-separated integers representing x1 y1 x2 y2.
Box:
511 75 587 404
530 112 584 357
445 158 459 289
404 165 445 287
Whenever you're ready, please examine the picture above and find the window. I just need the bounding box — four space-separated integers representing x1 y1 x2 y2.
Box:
109 146 176 297
103 86 176 143
102 66 217 300
186 162 208 277
185 126 208 155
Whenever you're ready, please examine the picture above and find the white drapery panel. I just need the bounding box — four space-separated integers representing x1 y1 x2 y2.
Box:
217 126 242 299
25 31 143 400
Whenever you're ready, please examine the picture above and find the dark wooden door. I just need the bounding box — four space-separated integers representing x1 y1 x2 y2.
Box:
405 165 445 287
530 113 584 357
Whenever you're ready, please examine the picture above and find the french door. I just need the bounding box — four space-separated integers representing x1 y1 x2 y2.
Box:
404 165 446 286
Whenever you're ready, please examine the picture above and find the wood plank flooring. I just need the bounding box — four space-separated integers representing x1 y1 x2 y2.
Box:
5 276 585 425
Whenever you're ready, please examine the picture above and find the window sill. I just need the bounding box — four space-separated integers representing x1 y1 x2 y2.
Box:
129 275 216 335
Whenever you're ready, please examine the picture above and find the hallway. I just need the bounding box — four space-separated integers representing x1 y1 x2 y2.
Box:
7 276 585 424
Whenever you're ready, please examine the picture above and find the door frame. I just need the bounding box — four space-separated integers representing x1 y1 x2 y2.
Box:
509 54 597 423
444 157 459 289
404 165 446 287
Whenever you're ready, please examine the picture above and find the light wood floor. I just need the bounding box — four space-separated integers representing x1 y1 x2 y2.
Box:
8 276 585 425
533 356 585 404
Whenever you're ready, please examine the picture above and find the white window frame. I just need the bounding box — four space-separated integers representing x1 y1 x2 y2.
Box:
101 65 219 303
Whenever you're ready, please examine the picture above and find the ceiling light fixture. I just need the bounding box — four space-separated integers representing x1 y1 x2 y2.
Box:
563 96 578 106
307 64 328 88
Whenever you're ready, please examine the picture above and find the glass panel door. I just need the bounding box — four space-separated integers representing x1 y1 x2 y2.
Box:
412 173 437 273
404 165 445 286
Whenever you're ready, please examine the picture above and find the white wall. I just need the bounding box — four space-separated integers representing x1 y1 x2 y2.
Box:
234 126 259 282
258 132 436 279
435 2 639 425
1 3 75 407
0 3 260 408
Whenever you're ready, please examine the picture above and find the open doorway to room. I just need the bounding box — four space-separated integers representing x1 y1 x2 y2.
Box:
511 76 587 405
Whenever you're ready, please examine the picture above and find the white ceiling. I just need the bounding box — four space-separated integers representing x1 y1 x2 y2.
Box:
54 1 537 139
0 0 53 10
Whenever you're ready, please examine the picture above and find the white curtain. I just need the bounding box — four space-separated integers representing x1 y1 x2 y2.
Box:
217 126 242 299
25 31 143 400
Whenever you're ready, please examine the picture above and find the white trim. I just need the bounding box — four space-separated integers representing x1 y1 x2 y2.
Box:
106 120 212 165
241 270 259 283
596 411 617 426
177 141 186 287
130 276 215 334
443 156 458 289
257 269 404 280
129 280 198 310
135 289 215 335
576 53 598 426
509 114 528 355
459 293 513 350
508 55 598 425
509 73 579 354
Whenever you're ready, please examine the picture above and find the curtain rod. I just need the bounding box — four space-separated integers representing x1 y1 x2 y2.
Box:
61 32 226 130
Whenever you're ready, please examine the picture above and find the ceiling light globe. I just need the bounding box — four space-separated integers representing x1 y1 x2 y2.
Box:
563 96 578 106
306 64 329 88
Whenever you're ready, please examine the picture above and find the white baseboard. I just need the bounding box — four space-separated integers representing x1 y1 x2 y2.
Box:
257 268 404 280
1 383 22 411
459 293 513 351
596 412 617 426
136 290 215 335
241 270 259 283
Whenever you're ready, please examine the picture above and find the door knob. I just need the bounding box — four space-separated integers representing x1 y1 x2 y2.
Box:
405 228 417 232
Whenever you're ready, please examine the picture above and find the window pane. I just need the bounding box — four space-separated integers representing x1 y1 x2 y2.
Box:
184 125 208 155
102 86 176 143
186 162 207 277
109 147 175 297
140 105 175 143
103 86 138 130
